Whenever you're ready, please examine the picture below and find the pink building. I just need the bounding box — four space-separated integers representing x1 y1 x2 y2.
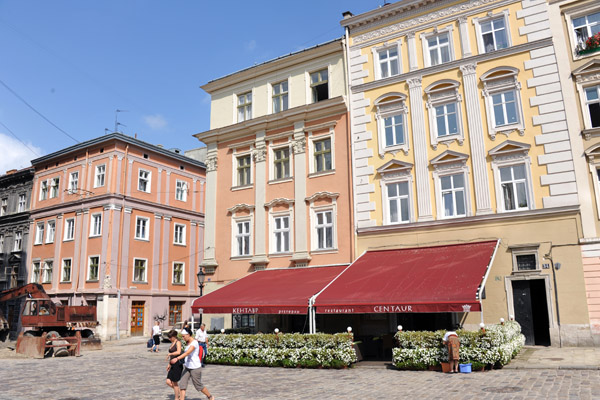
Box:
195 39 355 332
27 133 206 339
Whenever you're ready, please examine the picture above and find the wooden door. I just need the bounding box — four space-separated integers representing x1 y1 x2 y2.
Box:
131 301 145 336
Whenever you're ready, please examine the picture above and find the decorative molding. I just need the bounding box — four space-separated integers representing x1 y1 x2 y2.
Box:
305 191 339 204
252 146 267 163
407 77 422 88
227 203 255 214
430 150 469 171
292 137 306 154
264 198 295 209
459 63 477 76
205 155 217 172
488 140 531 162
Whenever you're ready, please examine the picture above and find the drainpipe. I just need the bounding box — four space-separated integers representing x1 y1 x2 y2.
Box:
544 247 562 347
116 289 120 340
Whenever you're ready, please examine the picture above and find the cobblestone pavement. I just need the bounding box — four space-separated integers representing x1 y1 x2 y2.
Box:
0 340 599 400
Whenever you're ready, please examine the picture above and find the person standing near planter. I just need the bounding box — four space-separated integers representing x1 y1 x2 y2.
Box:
195 323 208 367
171 329 214 400
443 327 460 373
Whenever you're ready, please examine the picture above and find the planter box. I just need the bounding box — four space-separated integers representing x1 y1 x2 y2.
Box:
441 362 451 373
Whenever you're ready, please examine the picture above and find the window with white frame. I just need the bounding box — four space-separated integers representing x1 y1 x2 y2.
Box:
374 93 409 156
440 174 467 217
50 177 60 198
573 11 600 52
13 231 22 251
314 209 334 250
235 220 251 256
175 180 188 201
310 69 329 103
133 258 147 282
69 171 79 193
40 180 48 200
172 262 184 284
90 213 102 237
1 198 7 216
386 182 411 224
272 215 290 253
61 259 72 282
88 256 99 281
425 81 464 149
511 246 540 272
585 85 600 128
173 223 186 245
138 169 151 193
480 67 524 139
237 91 252 122
499 164 529 211
273 147 291 180
18 193 26 212
46 220 55 243
374 43 401 79
35 222 44 245
94 164 106 188
31 261 41 283
272 81 288 113
377 160 414 225
313 137 332 173
473 11 511 54
421 27 454 67
236 154 251 186
135 216 149 240
431 151 471 219
64 218 75 241
42 261 53 283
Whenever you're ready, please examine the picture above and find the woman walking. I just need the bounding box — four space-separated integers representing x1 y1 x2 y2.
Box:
166 330 183 400
152 321 162 352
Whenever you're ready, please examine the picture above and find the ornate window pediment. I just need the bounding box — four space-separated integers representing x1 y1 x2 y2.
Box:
430 150 469 171
227 203 255 215
488 140 530 161
480 68 525 141
264 198 295 209
376 159 413 180
305 191 339 204
572 59 600 83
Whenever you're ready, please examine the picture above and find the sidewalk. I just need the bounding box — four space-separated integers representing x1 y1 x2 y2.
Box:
504 346 600 370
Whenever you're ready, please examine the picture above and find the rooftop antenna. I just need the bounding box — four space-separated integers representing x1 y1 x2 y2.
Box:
104 128 111 135
115 109 128 133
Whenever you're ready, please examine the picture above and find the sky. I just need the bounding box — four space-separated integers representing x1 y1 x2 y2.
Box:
0 0 380 173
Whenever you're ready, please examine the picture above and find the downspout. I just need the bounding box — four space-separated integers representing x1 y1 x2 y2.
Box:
478 239 501 325
116 145 128 338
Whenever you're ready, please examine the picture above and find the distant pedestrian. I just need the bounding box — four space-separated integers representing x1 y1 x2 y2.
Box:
152 321 161 352
170 329 214 400
165 330 183 399
195 323 209 367
443 326 460 373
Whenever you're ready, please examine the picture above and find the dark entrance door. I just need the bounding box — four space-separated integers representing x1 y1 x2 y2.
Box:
512 279 550 345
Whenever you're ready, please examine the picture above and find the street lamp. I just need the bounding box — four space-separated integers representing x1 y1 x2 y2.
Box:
197 267 206 296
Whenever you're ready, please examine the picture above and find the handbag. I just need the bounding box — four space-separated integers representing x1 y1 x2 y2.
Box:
147 338 154 348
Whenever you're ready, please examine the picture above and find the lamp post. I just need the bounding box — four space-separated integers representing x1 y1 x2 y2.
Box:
197 267 206 325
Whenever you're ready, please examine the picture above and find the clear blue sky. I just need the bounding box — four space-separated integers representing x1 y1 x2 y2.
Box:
0 0 379 172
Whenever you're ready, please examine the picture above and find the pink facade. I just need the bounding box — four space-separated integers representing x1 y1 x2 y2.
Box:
27 133 206 339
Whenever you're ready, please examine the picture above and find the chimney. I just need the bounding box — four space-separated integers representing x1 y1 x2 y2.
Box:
342 11 354 19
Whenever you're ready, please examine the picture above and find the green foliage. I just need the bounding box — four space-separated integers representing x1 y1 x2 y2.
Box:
392 321 525 370
206 332 357 369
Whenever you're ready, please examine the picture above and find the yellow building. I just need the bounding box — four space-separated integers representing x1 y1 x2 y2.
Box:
342 0 595 346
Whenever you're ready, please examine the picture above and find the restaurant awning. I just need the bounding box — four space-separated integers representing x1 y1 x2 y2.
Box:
313 240 499 314
191 265 347 315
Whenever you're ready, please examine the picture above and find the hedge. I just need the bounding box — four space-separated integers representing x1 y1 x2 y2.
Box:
205 332 357 368
392 321 525 369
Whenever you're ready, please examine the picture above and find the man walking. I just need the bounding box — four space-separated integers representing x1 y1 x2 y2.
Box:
170 329 214 400
195 323 208 367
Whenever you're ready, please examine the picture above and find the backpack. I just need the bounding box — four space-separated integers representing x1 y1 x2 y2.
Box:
147 338 154 348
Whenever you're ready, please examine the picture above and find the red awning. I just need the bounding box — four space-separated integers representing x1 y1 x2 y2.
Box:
314 240 499 314
191 265 347 315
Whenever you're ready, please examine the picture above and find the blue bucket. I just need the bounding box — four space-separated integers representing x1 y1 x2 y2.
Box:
459 363 472 373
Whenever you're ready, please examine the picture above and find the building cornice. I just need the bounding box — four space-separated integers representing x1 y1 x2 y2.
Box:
357 205 581 235
194 96 348 144
351 38 552 94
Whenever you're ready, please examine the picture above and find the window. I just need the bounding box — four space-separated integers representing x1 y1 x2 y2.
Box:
273 147 290 180
133 258 146 282
374 94 409 156
169 302 183 325
13 231 22 251
273 215 290 253
272 81 288 113
172 262 184 284
511 246 540 272
436 103 460 136
90 213 102 237
174 223 186 245
573 11 600 50
233 314 255 328
585 85 600 128
64 218 75 241
69 172 79 193
35 223 44 245
88 256 99 281
313 138 332 173
94 164 106 188
18 194 26 212
440 174 466 217
481 17 508 53
42 261 53 284
480 67 524 139
46 221 55 243
310 69 329 102
138 169 151 193
135 217 149 240
377 46 400 79
237 91 252 122
425 32 452 66
1 198 7 215
235 220 251 256
386 182 411 224
31 261 41 283
61 259 72 282
499 164 529 211
175 180 188 202
516 254 537 271
236 155 251 186
40 180 48 200
50 177 60 198
315 210 334 250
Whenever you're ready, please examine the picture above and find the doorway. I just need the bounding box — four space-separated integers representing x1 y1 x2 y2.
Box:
512 279 550 345
130 301 145 336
